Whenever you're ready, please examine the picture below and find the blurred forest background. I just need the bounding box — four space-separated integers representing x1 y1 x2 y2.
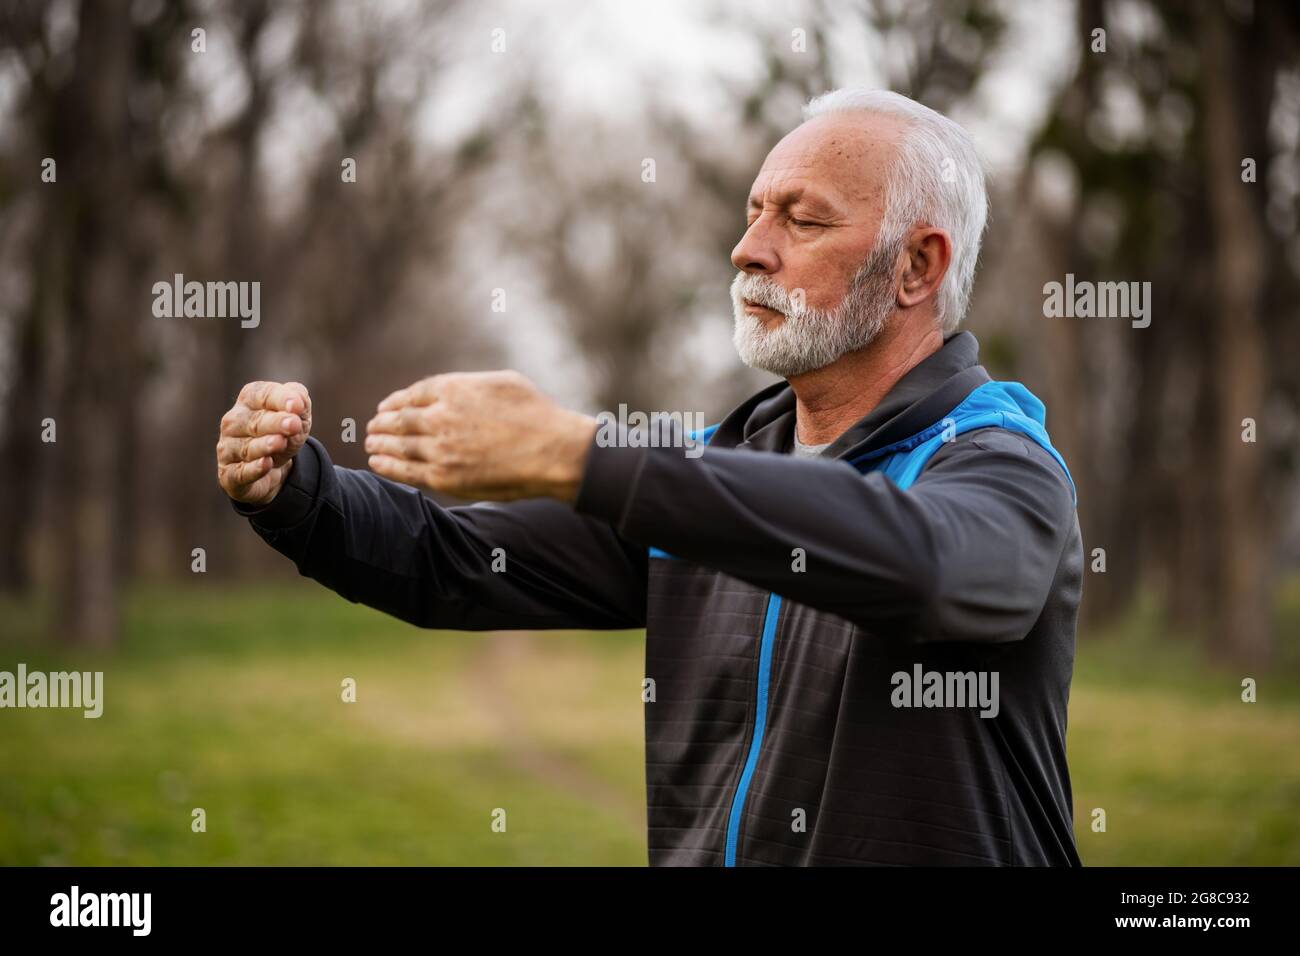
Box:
1 0 1298 866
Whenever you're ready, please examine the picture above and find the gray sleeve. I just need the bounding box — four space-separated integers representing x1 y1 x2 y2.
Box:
573 427 1076 643
232 437 648 631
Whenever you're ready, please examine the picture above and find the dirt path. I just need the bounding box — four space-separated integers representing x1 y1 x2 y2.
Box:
468 631 646 833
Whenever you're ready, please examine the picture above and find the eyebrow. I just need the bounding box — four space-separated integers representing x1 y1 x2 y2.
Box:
746 188 838 217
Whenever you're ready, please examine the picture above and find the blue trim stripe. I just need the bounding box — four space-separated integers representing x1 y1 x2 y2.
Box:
724 592 782 866
694 422 720 446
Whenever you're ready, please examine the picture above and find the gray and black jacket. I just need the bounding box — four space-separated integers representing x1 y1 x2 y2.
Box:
234 331 1083 866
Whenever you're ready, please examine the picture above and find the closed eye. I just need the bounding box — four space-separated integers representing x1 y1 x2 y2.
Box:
790 218 823 228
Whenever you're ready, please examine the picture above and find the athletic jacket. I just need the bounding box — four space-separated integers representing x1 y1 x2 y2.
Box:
233 330 1083 866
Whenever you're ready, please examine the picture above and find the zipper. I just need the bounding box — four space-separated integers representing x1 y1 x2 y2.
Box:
723 592 783 866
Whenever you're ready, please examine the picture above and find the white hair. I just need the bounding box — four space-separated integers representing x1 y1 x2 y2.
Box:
802 88 988 333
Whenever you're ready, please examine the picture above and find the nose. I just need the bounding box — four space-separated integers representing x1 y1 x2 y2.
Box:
730 218 779 275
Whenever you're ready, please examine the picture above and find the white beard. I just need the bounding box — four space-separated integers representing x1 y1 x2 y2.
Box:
731 242 900 379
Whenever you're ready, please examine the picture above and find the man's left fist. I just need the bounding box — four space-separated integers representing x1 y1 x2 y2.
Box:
364 370 598 502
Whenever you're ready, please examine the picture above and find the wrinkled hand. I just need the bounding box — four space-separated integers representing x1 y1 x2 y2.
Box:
365 370 598 502
216 381 312 506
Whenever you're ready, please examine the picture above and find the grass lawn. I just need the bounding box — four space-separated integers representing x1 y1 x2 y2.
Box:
1069 595 1300 865
1 582 1297 865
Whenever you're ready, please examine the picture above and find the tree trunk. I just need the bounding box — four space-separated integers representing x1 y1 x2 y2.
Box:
51 0 136 646
1197 0 1272 666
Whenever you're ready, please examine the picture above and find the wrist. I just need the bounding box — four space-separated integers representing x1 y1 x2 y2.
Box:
547 413 599 503
230 439 323 529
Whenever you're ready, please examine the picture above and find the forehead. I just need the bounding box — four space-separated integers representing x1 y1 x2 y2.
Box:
748 112 905 210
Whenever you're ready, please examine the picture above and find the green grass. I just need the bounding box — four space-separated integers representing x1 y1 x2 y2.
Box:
1 582 1297 865
1069 595 1300 865
0 584 647 865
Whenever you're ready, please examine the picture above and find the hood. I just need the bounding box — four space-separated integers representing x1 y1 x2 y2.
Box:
849 377 1076 502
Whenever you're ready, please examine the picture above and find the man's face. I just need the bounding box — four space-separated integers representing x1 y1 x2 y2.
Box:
730 113 907 378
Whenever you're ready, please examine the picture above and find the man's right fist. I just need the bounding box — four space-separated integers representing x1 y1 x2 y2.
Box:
217 381 312 506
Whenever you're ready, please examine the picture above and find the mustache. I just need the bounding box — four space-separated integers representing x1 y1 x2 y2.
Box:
731 273 804 318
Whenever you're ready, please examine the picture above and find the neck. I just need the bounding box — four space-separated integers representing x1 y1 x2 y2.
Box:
788 316 944 446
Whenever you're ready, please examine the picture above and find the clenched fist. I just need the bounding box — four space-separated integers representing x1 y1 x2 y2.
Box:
216 381 312 506
364 370 598 502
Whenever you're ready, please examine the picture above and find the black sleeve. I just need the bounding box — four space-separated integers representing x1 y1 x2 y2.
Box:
573 427 1076 643
232 437 647 630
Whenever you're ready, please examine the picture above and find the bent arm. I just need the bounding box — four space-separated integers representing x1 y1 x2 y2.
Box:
573 428 1076 643
234 437 647 630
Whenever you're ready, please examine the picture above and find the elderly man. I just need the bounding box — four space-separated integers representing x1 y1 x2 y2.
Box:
217 88 1082 866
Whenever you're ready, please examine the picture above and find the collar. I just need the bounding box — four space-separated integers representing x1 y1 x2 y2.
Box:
711 331 989 461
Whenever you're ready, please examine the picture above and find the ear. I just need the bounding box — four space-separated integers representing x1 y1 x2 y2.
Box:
897 227 953 310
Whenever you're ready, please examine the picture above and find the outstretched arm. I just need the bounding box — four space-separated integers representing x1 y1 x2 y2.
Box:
574 429 1076 643
359 371 1075 644
219 380 645 631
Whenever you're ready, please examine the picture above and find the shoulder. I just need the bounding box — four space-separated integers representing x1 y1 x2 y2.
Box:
922 425 1076 509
